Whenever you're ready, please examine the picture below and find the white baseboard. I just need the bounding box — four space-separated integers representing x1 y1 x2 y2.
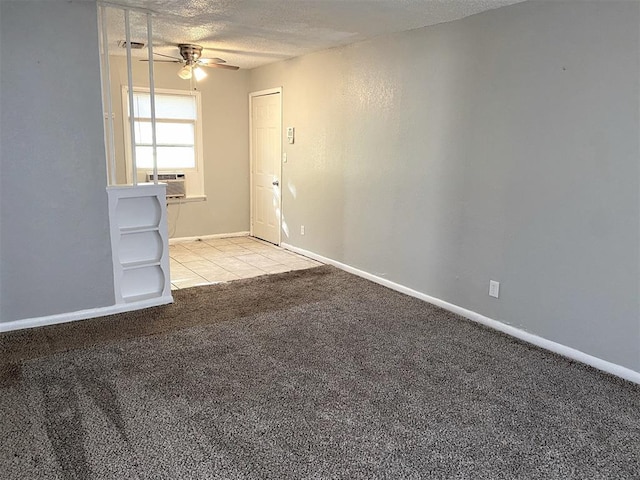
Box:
282 243 640 385
0 296 174 333
169 231 250 245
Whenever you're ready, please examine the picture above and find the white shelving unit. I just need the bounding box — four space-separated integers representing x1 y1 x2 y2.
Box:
107 184 172 304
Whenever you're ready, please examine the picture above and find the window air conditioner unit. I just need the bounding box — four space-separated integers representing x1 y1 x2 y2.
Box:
147 172 186 199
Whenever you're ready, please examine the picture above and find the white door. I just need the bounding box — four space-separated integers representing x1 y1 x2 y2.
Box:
250 91 282 244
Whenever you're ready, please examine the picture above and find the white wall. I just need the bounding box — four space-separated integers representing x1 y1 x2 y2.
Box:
0 1 115 322
249 0 640 372
109 56 250 238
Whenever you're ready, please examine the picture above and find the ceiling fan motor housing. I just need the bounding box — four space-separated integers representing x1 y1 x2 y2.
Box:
178 44 203 65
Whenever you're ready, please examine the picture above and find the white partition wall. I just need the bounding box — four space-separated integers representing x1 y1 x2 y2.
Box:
99 4 173 310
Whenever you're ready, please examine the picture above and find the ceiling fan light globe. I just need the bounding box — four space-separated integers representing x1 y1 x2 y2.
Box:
193 66 207 81
178 65 192 79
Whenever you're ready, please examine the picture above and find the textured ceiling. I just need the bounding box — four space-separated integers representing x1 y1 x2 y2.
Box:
105 0 526 69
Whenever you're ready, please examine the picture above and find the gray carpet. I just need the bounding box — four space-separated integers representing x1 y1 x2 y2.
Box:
1 265 639 479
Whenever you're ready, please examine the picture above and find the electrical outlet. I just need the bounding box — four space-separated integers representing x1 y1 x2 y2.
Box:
489 280 500 298
300 225 305 235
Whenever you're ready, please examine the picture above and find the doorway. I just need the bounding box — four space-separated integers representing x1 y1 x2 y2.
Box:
249 88 282 245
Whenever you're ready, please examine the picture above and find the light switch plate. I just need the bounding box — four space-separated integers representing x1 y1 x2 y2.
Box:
489 280 500 298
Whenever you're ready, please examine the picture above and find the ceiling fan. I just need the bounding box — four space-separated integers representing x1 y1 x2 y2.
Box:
145 44 239 80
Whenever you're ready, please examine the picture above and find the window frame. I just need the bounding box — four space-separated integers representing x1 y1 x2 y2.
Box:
122 86 205 200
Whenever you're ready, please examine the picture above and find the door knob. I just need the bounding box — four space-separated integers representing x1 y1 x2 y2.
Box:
272 180 279 186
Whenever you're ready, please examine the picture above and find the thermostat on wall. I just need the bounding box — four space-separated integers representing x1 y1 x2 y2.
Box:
287 127 295 144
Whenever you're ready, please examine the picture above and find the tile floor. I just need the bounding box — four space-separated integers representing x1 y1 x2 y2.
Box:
169 236 323 290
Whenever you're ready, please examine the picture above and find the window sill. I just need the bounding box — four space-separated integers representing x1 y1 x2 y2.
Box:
167 195 206 205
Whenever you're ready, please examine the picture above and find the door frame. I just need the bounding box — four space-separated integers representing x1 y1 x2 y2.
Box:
249 87 283 244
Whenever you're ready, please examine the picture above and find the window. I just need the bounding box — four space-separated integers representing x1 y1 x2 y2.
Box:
122 87 204 199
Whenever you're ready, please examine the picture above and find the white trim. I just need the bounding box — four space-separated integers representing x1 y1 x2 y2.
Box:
167 195 207 204
169 231 250 244
0 296 173 333
249 87 283 244
98 1 158 16
281 243 640 385
98 5 117 186
250 87 283 98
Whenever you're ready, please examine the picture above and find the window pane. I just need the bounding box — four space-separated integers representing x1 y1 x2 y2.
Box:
132 92 196 120
132 93 151 118
134 121 194 146
135 146 195 169
155 94 196 120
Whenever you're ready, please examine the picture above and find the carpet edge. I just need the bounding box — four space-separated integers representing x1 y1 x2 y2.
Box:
281 243 640 385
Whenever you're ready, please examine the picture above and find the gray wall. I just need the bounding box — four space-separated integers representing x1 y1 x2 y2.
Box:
249 0 640 371
0 1 114 322
108 56 250 238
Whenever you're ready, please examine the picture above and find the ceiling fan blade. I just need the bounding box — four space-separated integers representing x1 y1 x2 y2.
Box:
201 63 239 71
199 57 226 64
140 59 182 63
153 52 182 61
